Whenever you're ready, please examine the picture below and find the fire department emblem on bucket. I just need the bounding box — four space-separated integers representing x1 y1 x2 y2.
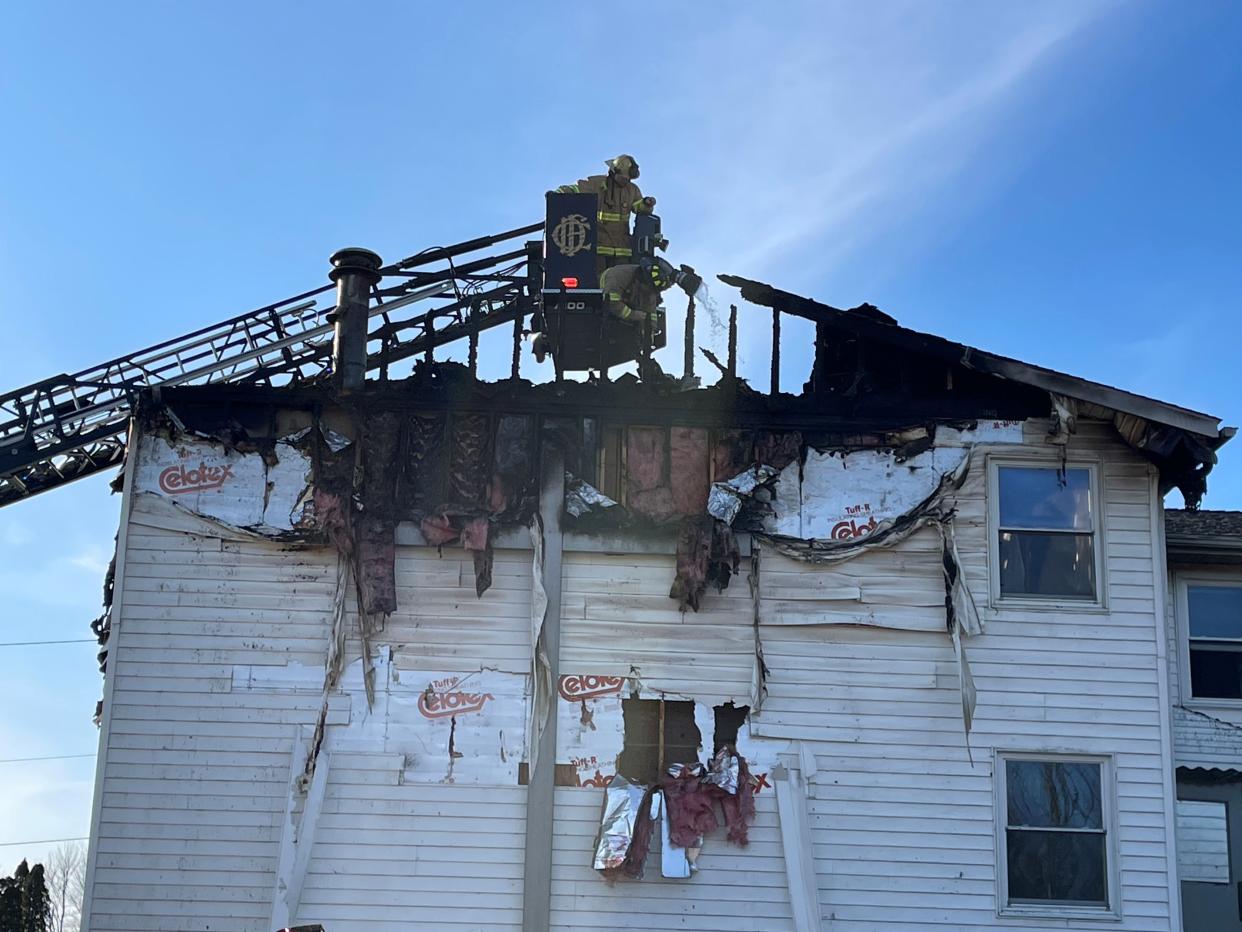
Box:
552 213 591 257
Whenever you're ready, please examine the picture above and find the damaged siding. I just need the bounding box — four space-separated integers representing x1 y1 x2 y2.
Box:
550 789 792 931
86 417 1181 931
87 454 531 929
752 421 1176 928
552 548 792 930
560 549 756 704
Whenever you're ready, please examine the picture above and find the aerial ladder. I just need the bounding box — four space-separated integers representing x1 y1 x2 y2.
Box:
0 221 544 508
0 195 698 509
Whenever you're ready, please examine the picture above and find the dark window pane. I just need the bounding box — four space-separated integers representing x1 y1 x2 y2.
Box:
1188 586 1242 639
1007 761 1103 828
1007 829 1107 906
1190 645 1242 699
999 531 1096 599
999 467 1092 531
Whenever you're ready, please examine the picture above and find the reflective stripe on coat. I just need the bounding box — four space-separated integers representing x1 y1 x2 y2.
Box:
599 264 661 321
558 173 651 258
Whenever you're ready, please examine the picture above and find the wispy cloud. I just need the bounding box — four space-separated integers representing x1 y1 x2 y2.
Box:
655 2 1113 286
67 546 111 577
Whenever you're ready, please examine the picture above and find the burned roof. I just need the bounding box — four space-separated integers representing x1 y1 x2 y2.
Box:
721 274 1234 507
722 275 1225 438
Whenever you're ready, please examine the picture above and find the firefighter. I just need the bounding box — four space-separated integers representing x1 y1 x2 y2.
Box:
600 256 676 325
557 154 656 269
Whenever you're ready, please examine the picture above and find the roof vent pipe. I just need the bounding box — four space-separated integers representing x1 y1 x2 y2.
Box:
328 247 383 393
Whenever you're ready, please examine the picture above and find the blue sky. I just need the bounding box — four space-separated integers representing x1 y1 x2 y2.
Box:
1 0 1240 870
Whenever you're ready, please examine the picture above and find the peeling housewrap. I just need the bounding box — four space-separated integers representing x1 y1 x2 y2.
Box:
754 451 984 736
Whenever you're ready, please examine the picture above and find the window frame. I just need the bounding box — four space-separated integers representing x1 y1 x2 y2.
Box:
1175 571 1242 709
994 750 1121 921
987 455 1107 611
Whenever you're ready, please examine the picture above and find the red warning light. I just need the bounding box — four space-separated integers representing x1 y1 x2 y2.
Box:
561 277 579 288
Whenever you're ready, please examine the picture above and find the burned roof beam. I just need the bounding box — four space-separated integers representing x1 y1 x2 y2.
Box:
719 274 1224 439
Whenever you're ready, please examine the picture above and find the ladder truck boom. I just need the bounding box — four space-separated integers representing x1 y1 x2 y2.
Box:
0 222 542 508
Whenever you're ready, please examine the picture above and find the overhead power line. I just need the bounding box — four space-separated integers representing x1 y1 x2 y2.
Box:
0 836 88 848
0 639 96 647
0 753 95 764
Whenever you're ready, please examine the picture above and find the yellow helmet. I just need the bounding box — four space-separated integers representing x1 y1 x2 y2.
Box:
606 154 640 180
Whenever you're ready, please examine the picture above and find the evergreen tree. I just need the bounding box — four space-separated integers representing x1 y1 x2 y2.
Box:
20 865 49 932
0 860 50 932
0 862 25 932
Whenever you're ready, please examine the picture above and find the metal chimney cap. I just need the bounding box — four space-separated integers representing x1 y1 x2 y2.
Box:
328 247 383 283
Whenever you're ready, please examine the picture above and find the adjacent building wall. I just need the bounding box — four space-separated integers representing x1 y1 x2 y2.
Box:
1165 560 1242 768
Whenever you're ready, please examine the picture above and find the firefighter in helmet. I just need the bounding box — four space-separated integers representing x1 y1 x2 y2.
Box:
600 256 676 326
557 154 656 270
530 256 666 364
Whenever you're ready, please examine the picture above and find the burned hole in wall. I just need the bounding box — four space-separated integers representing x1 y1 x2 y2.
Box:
617 698 700 785
713 703 750 753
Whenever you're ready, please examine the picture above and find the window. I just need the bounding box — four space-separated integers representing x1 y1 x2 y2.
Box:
997 754 1115 916
1185 583 1242 700
992 464 1098 601
617 698 700 785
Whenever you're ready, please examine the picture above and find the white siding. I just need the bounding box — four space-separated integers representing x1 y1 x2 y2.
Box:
1175 799 1229 883
380 541 535 677
560 549 756 704
751 425 1176 929
87 489 530 931
1173 706 1242 768
550 549 791 930
290 539 533 930
90 495 337 931
298 780 526 930
87 419 1180 931
550 789 792 931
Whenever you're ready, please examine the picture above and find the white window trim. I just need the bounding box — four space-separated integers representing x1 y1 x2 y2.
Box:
986 454 1108 613
1174 570 1242 710
994 750 1121 921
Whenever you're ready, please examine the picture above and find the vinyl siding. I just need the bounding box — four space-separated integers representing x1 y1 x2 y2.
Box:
85 419 1179 931
752 424 1175 929
550 789 791 931
560 549 756 704
550 549 791 931
90 496 336 931
87 490 530 931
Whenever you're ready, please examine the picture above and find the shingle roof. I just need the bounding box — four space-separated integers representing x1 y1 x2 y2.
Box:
1165 509 1242 540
